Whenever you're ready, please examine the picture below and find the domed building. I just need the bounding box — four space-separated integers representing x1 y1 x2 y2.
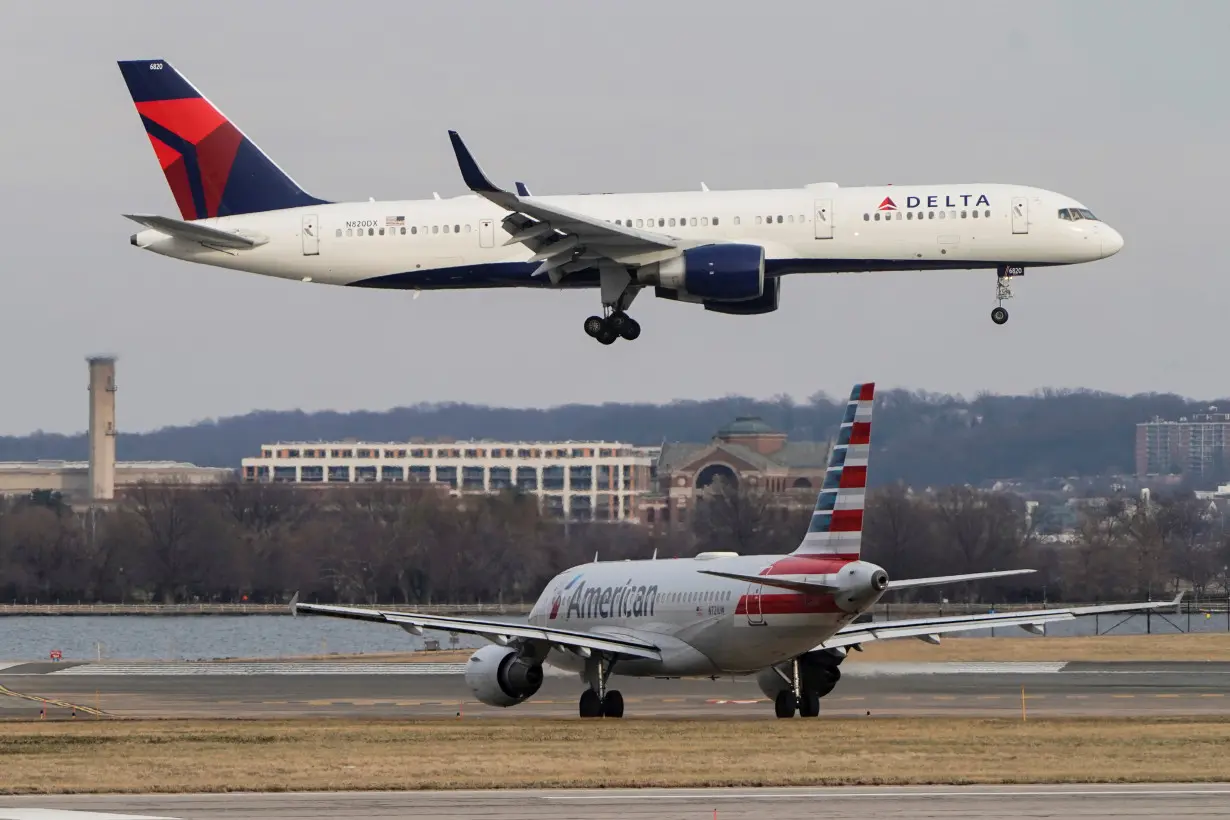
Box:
643 416 830 529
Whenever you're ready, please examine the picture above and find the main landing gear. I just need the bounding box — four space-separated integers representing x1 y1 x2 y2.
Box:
584 311 641 345
579 654 624 718
773 657 823 718
585 261 643 344
992 264 1024 325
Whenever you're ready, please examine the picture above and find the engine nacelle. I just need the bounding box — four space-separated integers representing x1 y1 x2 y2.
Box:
755 650 845 700
704 277 780 315
642 243 765 302
463 644 544 707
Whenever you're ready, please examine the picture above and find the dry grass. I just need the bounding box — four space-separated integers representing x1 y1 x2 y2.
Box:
2 717 1229 794
844 632 1230 663
217 651 470 664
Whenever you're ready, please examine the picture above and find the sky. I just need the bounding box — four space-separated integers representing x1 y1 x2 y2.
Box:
0 1 1226 436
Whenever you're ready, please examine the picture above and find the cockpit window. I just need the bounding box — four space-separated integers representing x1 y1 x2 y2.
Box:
1058 208 1072 220
1059 207 1099 222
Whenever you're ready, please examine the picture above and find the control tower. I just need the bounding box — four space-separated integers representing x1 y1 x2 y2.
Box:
87 356 117 501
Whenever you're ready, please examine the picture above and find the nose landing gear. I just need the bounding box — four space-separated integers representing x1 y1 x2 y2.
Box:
992 264 1024 325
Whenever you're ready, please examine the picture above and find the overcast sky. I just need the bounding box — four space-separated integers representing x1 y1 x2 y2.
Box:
0 1 1225 436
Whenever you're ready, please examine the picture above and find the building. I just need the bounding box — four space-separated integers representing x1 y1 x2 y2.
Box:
240 440 653 521
643 416 831 528
0 460 236 504
1136 409 1230 478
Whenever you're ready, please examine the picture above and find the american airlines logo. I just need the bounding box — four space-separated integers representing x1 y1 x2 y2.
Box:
549 577 660 620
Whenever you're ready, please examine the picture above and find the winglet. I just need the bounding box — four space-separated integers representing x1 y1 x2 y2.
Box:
448 130 505 195
515 181 532 196
289 591 300 617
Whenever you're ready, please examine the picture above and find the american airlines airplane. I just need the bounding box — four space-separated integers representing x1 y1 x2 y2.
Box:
119 60 1124 342
293 383 1177 719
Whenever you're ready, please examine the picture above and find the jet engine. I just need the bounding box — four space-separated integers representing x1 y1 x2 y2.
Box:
755 649 845 700
704 277 780 315
464 644 545 707
642 243 765 303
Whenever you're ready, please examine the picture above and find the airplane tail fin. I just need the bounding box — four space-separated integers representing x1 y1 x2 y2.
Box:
792 382 875 559
117 59 328 220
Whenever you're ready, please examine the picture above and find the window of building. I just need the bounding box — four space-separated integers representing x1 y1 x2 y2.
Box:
435 466 457 488
489 467 512 489
381 465 405 482
462 466 485 490
300 465 323 482
409 465 431 482
543 465 565 491
570 465 593 491
355 465 378 482
273 466 297 483
515 466 538 490
327 465 350 482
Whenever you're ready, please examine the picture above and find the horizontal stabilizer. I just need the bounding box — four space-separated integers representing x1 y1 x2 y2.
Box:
124 213 266 249
697 569 839 595
886 569 1035 591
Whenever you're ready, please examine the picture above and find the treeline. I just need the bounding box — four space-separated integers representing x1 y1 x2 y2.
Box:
0 482 1225 605
3 388 1227 488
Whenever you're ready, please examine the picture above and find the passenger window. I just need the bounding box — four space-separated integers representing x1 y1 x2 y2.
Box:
690 217 698 226
712 217 718 226
658 218 665 227
411 226 417 234
984 209 991 218
864 213 870 221
730 216 737 225
432 225 439 234
906 212 913 220
971 210 979 219
400 226 406 235
701 217 708 226
799 214 805 222
636 219 643 227
756 216 763 225
896 212 902 220
775 215 782 223
346 228 353 236
443 225 449 233
464 224 471 233
669 218 677 227
950 210 956 220
874 213 881 221
368 228 374 235
961 210 967 219
938 211 945 220
615 219 622 226
454 224 460 233
927 212 934 220
379 227 385 235
335 228 342 237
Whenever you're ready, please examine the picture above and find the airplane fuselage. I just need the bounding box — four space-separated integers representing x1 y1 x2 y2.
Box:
132 183 1122 292
524 552 882 678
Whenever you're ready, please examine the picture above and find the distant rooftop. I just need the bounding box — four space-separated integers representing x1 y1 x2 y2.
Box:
716 416 781 438
0 460 217 472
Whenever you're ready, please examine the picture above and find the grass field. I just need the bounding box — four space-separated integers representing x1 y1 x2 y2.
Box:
250 632 1230 665
2 717 1229 794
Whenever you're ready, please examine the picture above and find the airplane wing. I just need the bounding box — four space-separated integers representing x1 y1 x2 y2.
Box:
291 598 661 661
696 568 1034 596
816 593 1185 650
448 131 680 282
885 569 1036 591
123 213 267 249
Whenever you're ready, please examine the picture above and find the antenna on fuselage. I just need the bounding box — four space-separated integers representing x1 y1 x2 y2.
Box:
700 182 709 192
433 192 441 200
594 551 599 563
651 547 658 560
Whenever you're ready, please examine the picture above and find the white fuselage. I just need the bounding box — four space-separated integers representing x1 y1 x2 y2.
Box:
524 552 884 678
131 183 1122 291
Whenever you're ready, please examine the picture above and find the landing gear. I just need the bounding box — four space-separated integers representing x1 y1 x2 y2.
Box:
772 656 824 718
583 311 640 345
993 264 1024 325
585 262 642 344
579 654 623 718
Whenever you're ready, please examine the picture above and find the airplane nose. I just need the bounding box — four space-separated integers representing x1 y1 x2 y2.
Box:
1101 227 1124 257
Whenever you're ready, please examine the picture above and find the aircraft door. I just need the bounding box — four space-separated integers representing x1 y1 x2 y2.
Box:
813 199 833 239
746 582 765 625
301 214 320 255
479 219 495 248
1011 197 1029 234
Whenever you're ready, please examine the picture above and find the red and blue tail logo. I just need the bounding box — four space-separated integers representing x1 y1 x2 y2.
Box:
117 60 328 220
792 382 874 559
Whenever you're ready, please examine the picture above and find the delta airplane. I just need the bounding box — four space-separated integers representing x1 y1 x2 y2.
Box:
293 383 1178 719
119 60 1124 342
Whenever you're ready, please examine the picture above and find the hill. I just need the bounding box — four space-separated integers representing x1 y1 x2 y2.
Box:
1 388 1226 488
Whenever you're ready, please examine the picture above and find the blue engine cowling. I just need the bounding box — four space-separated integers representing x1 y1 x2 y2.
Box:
651 243 765 302
704 277 780 315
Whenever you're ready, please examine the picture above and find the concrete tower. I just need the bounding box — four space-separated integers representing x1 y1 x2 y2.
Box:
87 356 117 501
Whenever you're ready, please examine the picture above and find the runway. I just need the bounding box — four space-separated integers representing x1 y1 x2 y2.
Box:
2 661 1229 719
1 784 1229 819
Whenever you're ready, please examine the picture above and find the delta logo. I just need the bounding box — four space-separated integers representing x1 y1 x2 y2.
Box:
876 193 993 211
877 197 897 211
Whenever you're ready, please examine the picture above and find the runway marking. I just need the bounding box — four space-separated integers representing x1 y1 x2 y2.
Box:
542 787 1230 801
1155 694 1180 698
977 696 1002 700
1111 694 1135 699
932 695 956 700
1201 693 1225 698
0 684 109 717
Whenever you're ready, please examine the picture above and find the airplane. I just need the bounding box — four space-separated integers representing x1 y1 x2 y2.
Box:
292 382 1180 719
118 60 1124 343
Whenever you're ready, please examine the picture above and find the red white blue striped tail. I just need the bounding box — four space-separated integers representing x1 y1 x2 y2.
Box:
792 382 874 558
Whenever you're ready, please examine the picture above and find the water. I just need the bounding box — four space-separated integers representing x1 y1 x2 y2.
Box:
0 610 1222 662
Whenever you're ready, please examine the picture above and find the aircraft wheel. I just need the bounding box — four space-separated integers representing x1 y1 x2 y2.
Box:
798 691 821 718
583 316 605 338
602 690 624 718
619 318 641 341
579 689 602 718
991 306 1009 325
774 690 797 719
595 326 618 345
